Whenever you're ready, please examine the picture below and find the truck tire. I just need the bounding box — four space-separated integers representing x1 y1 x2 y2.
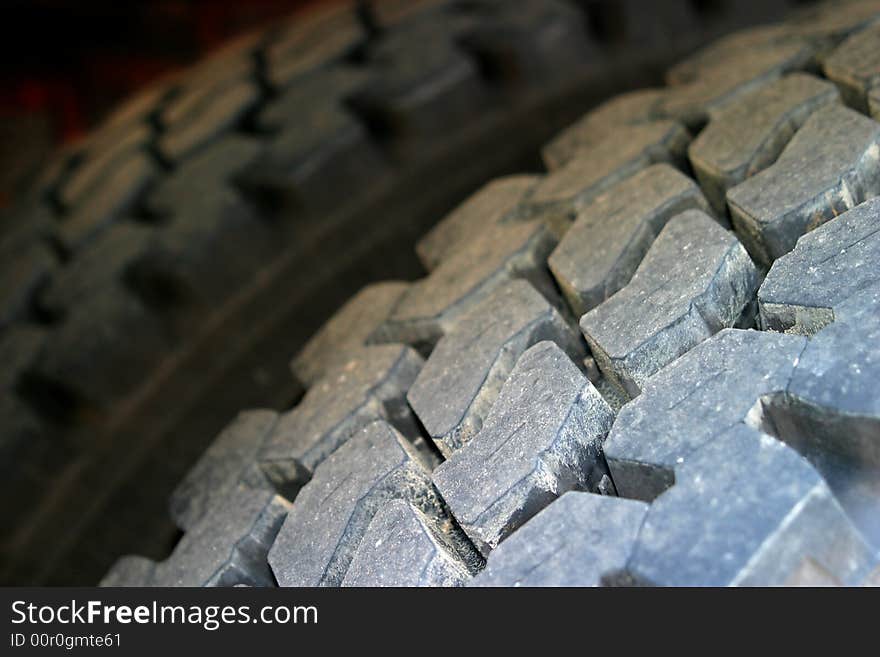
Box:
5 0 870 585
101 0 880 588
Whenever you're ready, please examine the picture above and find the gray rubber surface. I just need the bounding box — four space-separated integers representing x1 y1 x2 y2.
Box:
100 0 880 587
21 0 767 585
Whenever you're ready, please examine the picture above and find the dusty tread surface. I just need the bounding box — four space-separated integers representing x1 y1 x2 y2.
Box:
341 500 480 587
757 199 880 544
688 73 841 214
539 89 667 168
625 424 878 587
267 420 445 586
15 0 880 586
603 329 806 501
657 28 818 128
470 492 648 587
373 217 561 348
822 21 880 112
533 120 691 206
291 281 410 387
406 280 584 457
103 488 290 587
415 175 540 271
579 209 759 398
758 196 880 334
548 163 710 317
169 409 279 532
780 292 880 546
259 344 424 493
432 341 613 555
727 102 880 265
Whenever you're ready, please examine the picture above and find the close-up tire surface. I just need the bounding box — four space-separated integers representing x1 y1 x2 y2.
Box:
4 0 880 587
